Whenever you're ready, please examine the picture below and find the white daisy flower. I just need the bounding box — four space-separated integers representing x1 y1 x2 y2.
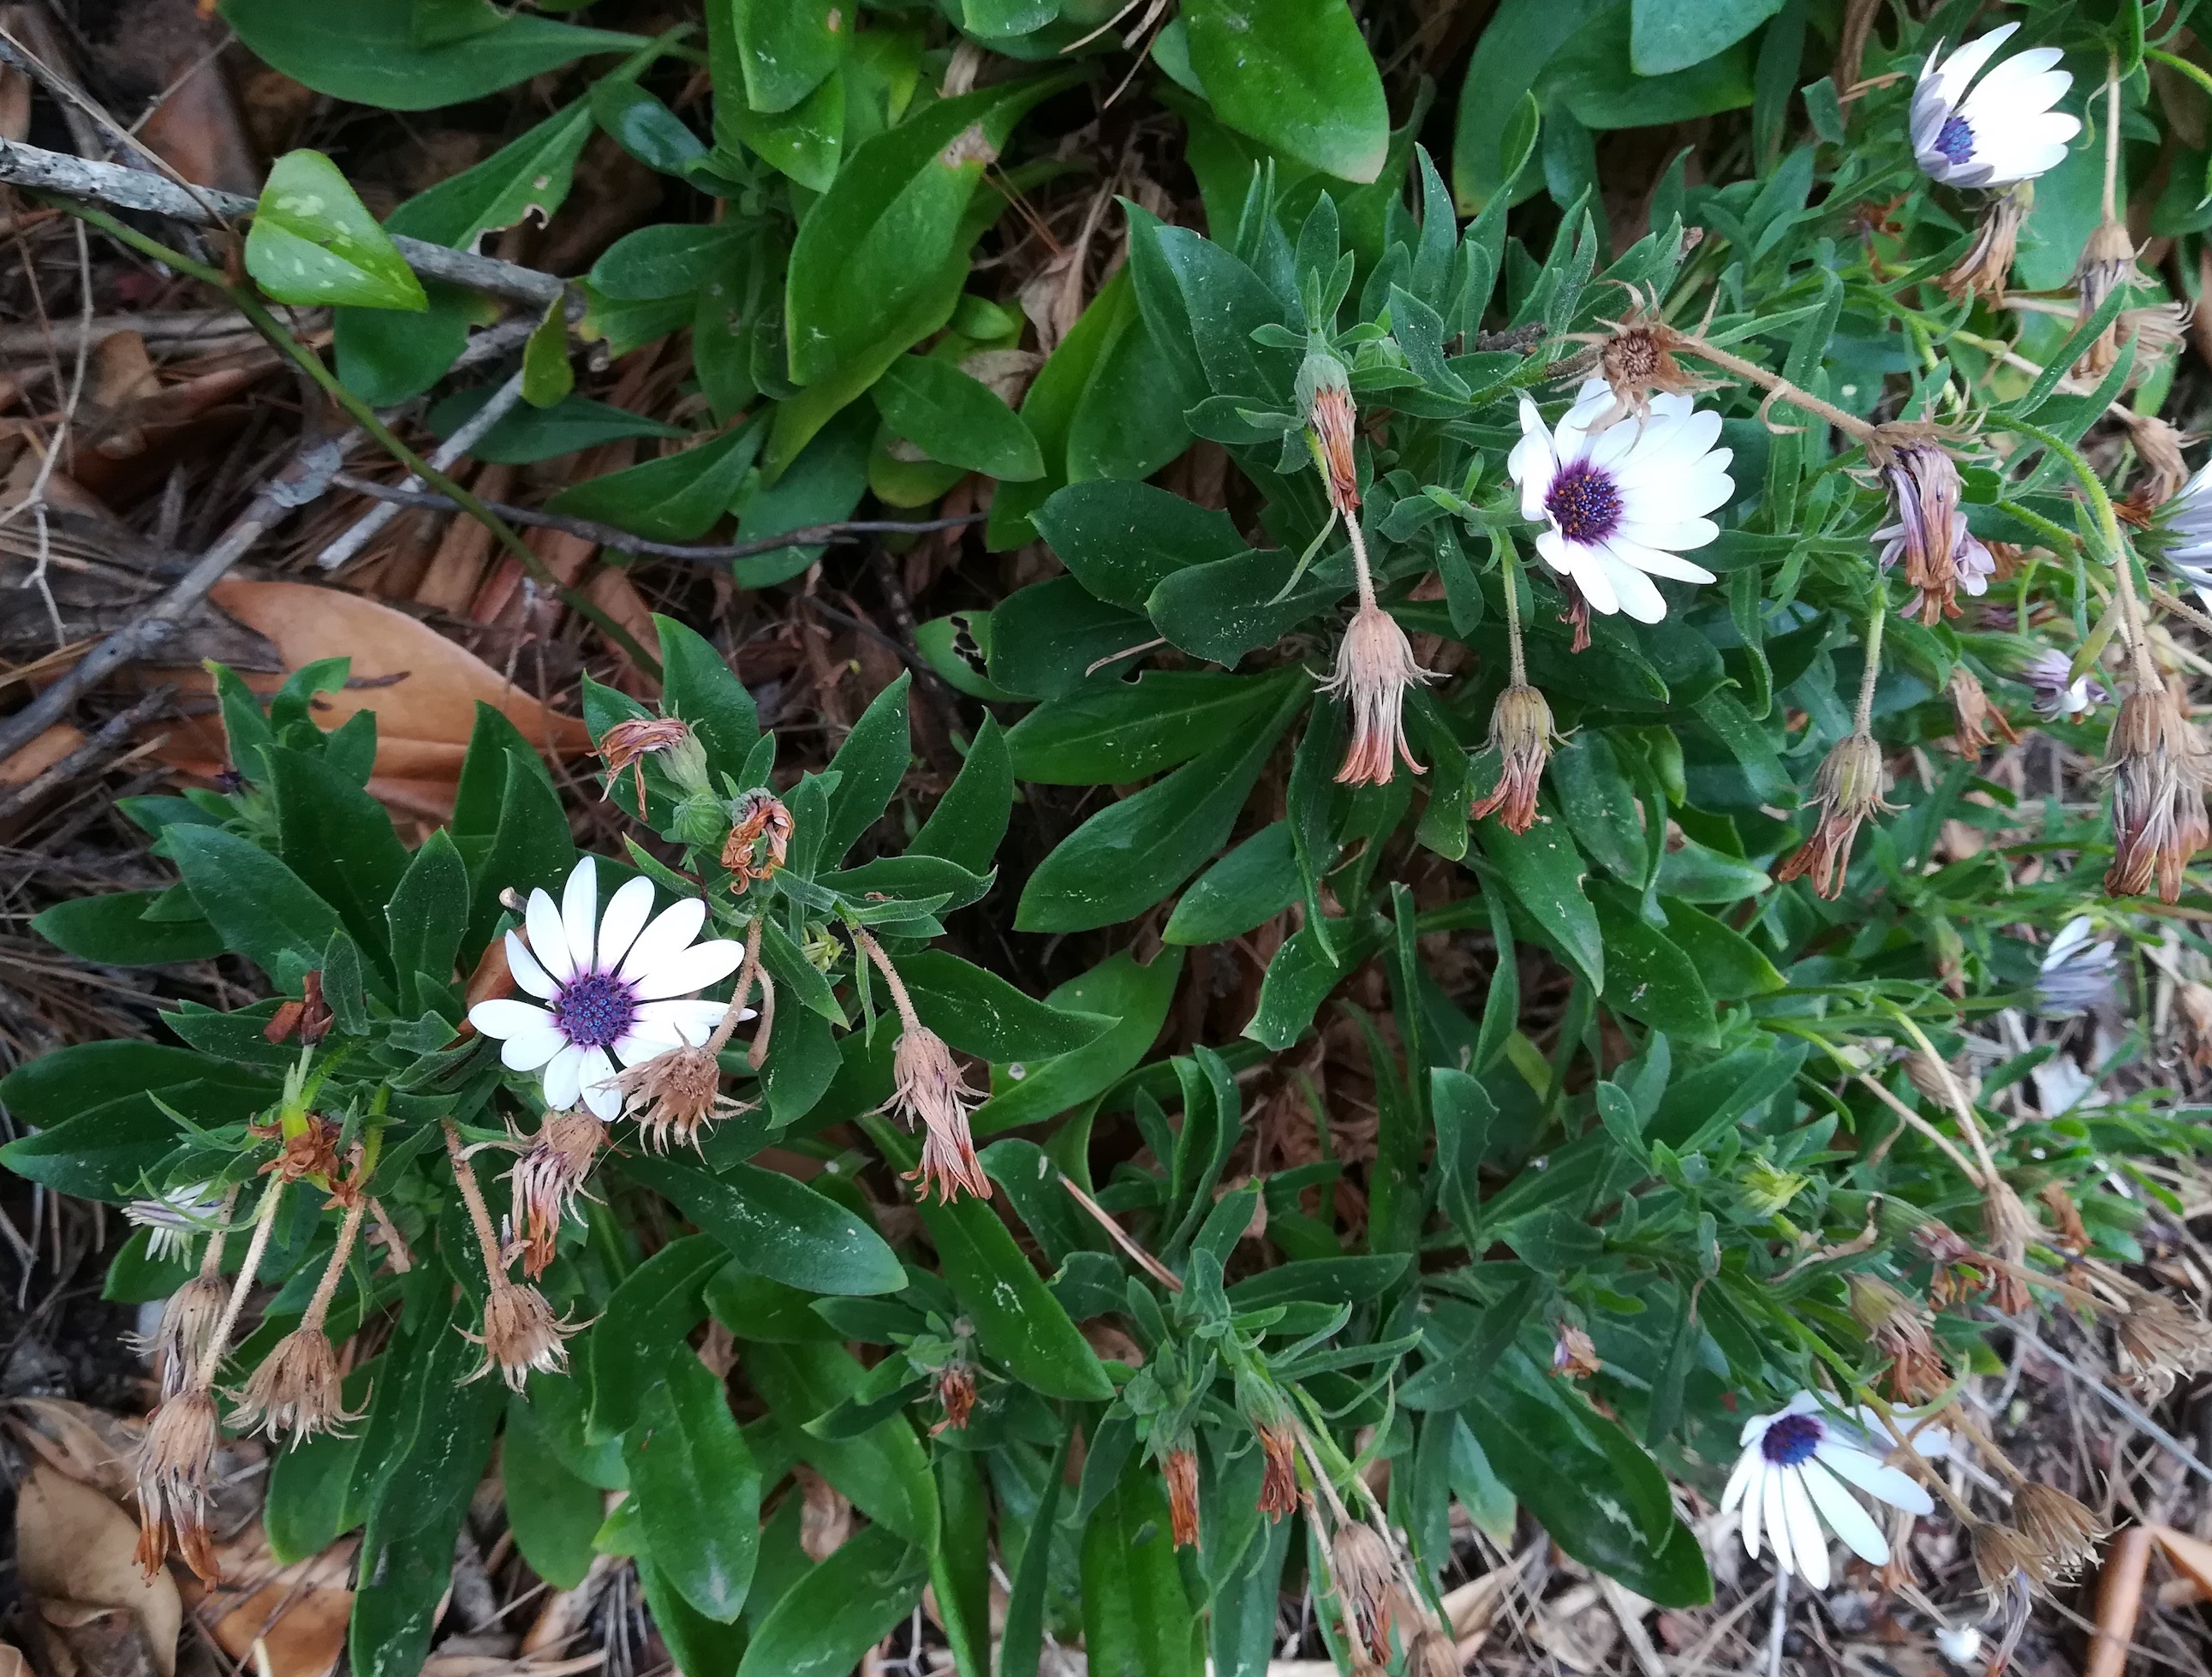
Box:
2034 913 2118 1017
2162 459 2212 612
1911 24 2080 189
126 1180 223 1263
1718 1392 1935 1589
467 856 748 1122
1509 378 1733 625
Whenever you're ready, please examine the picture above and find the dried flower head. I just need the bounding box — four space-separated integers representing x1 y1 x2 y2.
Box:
1946 665 2017 755
1256 1419 1301 1519
1323 601 1433 786
1847 1274 1949 1402
1470 683 1561 833
1971 1519 2044 1596
1407 1629 1462 1677
891 1026 990 1203
135 1274 227 1399
1775 731 1896 898
263 970 332 1047
1981 1181 2037 1315
259 1117 343 1186
2011 1483 2107 1581
230 1328 361 1444
1939 185 2030 303
2114 1292 2212 1398
2036 1183 2089 1256
1557 574 1593 653
2121 301 2191 385
466 1280 579 1391
1580 303 1715 432
1332 1521 1398 1665
722 790 794 894
1162 1444 1201 1548
597 716 704 808
1867 431 1994 624
134 1388 220 1581
615 1041 750 1152
1903 1049 1978 1109
933 1362 976 1434
1301 350 1361 512
2074 218 2139 379
508 1107 604 1279
1910 1219 1989 1309
2102 674 2210 904
1551 1322 1601 1380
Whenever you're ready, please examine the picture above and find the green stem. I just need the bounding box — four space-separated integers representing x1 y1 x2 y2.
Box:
1853 586 1886 732
51 197 663 678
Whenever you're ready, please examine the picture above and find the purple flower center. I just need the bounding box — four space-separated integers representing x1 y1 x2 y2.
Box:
1546 459 1624 545
551 969 637 1049
1761 1412 1825 1467
1935 114 1975 166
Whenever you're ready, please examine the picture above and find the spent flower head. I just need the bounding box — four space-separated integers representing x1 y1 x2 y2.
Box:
1470 683 1561 834
134 1388 221 1581
1775 731 1895 899
1323 601 1433 787
891 1026 990 1203
230 1327 360 1444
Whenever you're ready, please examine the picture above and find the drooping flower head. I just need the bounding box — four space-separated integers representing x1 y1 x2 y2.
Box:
1298 345 1360 513
1867 430 1994 624
595 715 706 809
1255 1417 1301 1518
1940 183 2032 304
2101 673 2210 903
614 1041 751 1153
722 790 794 895
2034 915 2118 1016
468 856 748 1121
1946 664 2017 755
1322 601 1433 786
2011 1483 2108 1581
2113 1291 2212 1397
134 1388 221 1581
1775 731 1895 899
136 1274 227 1399
1719 1393 1935 1589
508 1107 604 1278
1470 683 1562 834
891 1025 990 1203
230 1327 360 1444
465 1280 580 1392
1510 379 1732 624
1846 1274 1949 1402
1330 1520 1398 1665
1911 24 2079 189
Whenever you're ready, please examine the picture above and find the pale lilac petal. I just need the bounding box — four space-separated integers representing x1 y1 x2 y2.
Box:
618 898 708 984
631 937 748 1001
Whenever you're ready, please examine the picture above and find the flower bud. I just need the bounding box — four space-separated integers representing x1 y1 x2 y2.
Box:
1738 1159 1809 1219
1298 348 1359 513
672 789 731 849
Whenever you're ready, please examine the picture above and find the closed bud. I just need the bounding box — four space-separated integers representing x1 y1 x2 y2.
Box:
673 789 731 848
1738 1159 1809 1218
1299 349 1360 512
1775 731 1895 898
1470 683 1561 833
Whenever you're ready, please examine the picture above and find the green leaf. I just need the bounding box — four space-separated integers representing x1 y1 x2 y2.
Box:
971 947 1186 1138
1474 813 1603 993
546 423 764 541
167 826 343 990
1655 895 1786 999
463 747 576 958
1163 821 1302 945
1183 0 1389 183
589 223 748 301
33 892 223 966
265 1364 374 1561
501 1396 602 1590
909 715 1013 874
735 1525 927 1677
1631 0 1780 75
784 78 1069 388
1032 480 1243 612
1146 546 1354 667
627 1155 906 1296
591 78 707 176
899 949 1112 1061
1462 1347 1711 1605
428 387 685 463
987 579 1155 701
655 613 760 775
931 1450 994 1677
268 745 410 970
873 356 1044 480
915 1180 1117 1401
520 297 573 407
627 1346 760 1622
1081 1462 1203 1677
222 0 645 110
1589 885 1719 1046
385 831 468 1016
821 674 912 862
726 67 846 192
585 1234 724 1440
246 150 426 310
1007 671 1297 785
747 1343 939 1548
1017 682 1303 932
730 0 847 113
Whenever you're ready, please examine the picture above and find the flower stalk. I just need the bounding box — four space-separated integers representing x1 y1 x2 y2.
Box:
853 927 989 1203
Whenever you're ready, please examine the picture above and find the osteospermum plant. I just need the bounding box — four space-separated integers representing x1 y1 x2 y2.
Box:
12 1 2212 1673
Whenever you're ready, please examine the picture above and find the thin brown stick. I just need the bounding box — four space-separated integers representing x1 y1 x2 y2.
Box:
1058 1172 1183 1292
1672 333 1877 443
0 683 173 817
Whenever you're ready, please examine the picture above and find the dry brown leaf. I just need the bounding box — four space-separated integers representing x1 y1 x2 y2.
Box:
151 579 588 815
2148 1521 2212 1602
0 723 80 785
208 1573 351 1677
15 1465 182 1677
7 1397 143 1501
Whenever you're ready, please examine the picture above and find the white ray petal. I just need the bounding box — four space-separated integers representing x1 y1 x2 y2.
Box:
500 1026 569 1072
618 898 709 983
506 930 558 1000
597 874 658 973
1781 1469 1831 1590
1720 1448 1760 1514
561 856 599 973
632 938 748 1001
1813 1441 1933 1514
471 999 552 1040
541 1045 586 1111
577 1047 622 1121
1762 1465 1798 1577
636 998 736 1041
1799 1458 1890 1565
1740 1461 1768 1557
526 888 573 983
1601 553 1669 623
1603 536 1717 585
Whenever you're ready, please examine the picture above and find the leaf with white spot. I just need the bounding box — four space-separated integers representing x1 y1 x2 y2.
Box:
246 150 427 312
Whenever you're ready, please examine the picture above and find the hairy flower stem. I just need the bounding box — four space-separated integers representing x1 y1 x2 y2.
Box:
2102 55 2122 225
194 1178 286 1390
850 926 921 1032
1878 1003 2004 1191
1671 334 1877 445
444 1119 510 1286
1854 589 1885 734
195 1185 241 1288
710 916 767 1055
1501 540 1528 687
301 1192 368 1339
1346 516 1378 612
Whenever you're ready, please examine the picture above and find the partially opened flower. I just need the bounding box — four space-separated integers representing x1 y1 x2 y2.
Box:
126 1180 224 1264
2034 915 2118 1016
1510 379 1732 624
468 856 748 1122
1911 24 2079 189
1719 1393 1935 1589
2020 649 2107 721
1869 431 1994 625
